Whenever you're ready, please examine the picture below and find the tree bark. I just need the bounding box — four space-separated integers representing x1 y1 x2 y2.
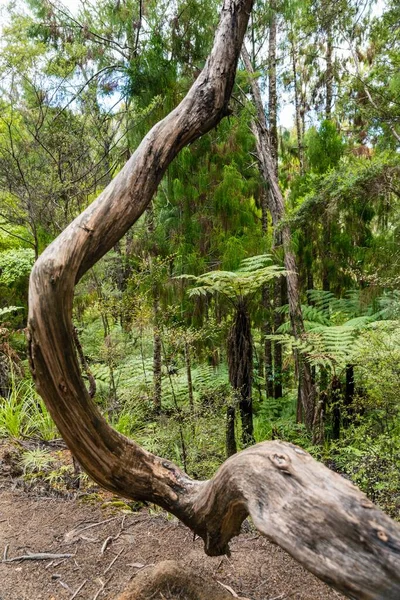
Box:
27 2 400 597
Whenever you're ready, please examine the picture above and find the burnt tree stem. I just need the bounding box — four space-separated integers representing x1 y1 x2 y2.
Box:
27 2 400 598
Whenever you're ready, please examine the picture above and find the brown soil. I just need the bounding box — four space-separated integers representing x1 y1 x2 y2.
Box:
0 443 345 600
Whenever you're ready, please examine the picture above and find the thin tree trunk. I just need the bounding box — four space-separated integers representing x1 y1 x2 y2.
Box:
290 33 304 174
344 364 355 427
260 189 274 398
153 296 162 414
268 0 278 177
325 27 333 119
273 276 283 399
242 47 315 429
184 339 195 415
226 405 237 457
268 0 283 400
263 286 274 398
331 375 341 440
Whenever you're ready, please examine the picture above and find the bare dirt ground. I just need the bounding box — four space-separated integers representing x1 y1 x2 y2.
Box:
0 442 345 600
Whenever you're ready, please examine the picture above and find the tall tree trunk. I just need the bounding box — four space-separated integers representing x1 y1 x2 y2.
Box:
344 364 355 427
325 26 333 120
273 275 286 399
260 190 274 398
331 375 341 440
290 33 304 174
184 339 195 415
242 47 315 429
268 0 283 400
263 286 274 398
228 299 254 447
153 296 162 414
268 0 278 177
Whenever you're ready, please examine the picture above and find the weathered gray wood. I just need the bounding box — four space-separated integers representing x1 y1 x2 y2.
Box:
27 2 400 599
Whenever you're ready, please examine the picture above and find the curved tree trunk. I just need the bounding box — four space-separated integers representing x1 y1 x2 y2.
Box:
27 2 400 598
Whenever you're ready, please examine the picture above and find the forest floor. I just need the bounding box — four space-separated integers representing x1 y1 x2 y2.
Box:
0 441 345 600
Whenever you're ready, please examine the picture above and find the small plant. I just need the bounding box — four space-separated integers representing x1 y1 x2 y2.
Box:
0 372 33 438
20 448 54 475
28 396 58 441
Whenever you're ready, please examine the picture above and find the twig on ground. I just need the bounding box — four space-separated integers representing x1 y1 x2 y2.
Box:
101 536 113 554
217 581 240 597
3 544 9 561
59 580 73 593
114 515 127 541
93 578 105 600
104 548 124 574
53 557 69 568
3 552 74 563
69 579 88 600
65 516 120 543
100 514 128 554
217 581 251 600
93 576 114 600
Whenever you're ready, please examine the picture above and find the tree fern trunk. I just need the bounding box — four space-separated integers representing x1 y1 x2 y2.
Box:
228 299 254 448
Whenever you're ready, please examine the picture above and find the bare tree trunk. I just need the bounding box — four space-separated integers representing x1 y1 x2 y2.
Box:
268 0 278 177
326 26 333 119
290 33 305 174
242 47 315 429
268 0 283 400
273 276 284 399
27 3 400 597
260 189 274 398
153 296 162 414
184 339 194 415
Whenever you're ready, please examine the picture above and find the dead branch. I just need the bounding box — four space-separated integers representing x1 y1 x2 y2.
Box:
3 552 74 563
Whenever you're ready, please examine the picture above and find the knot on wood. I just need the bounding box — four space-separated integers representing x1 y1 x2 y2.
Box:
58 380 68 394
377 529 389 543
269 452 292 473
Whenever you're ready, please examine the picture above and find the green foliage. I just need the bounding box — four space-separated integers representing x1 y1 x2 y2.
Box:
0 249 34 286
0 374 33 438
20 448 54 475
306 120 345 174
0 306 23 319
0 372 57 440
179 255 285 302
